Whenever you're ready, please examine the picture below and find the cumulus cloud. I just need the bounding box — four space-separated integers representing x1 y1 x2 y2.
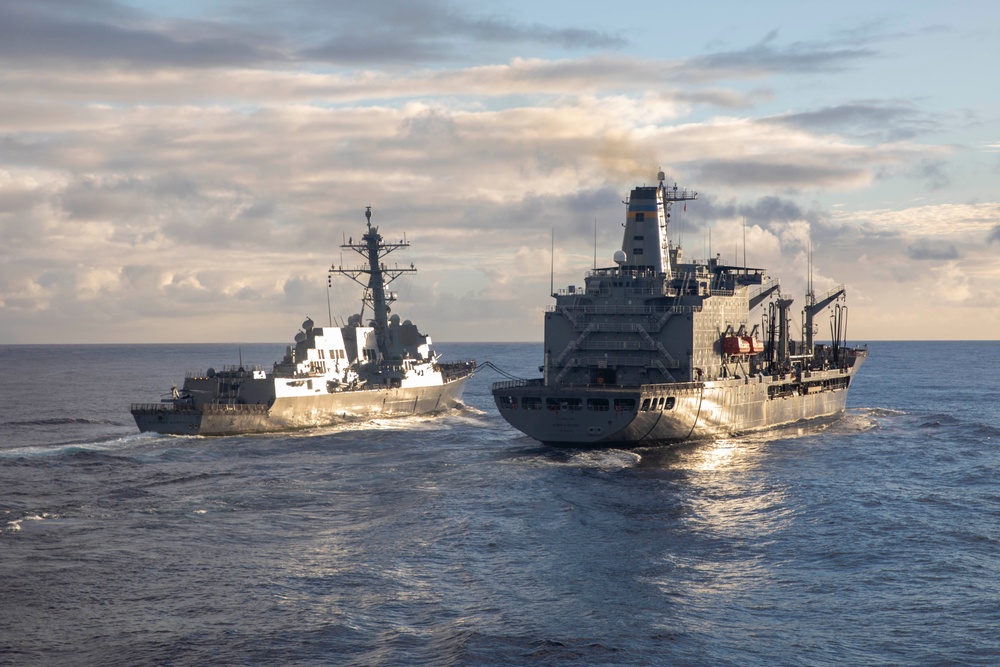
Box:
764 101 942 142
0 0 625 70
300 9 626 64
0 85 976 340
0 2 995 342
0 0 284 69
905 239 961 260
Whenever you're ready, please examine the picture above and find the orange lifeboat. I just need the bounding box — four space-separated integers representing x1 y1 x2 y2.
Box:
742 335 765 354
723 335 764 356
722 336 751 355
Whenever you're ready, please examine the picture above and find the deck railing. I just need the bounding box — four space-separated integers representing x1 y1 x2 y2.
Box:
491 378 545 391
130 402 270 414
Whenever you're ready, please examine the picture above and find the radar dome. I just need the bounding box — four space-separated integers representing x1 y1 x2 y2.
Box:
390 314 401 325
613 250 627 265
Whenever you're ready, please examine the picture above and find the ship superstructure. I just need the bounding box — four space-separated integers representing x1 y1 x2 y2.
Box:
492 172 866 446
132 208 474 436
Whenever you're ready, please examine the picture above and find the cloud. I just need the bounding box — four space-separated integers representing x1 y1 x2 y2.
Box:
301 8 626 64
931 262 972 303
0 0 624 70
905 239 960 260
0 1 284 69
688 195 846 253
0 57 775 113
687 29 878 80
0 4 994 342
0 73 968 339
831 202 1000 237
909 159 951 190
764 101 942 142
689 159 868 190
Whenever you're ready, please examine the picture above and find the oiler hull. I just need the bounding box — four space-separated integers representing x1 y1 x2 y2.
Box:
492 364 863 447
132 376 470 436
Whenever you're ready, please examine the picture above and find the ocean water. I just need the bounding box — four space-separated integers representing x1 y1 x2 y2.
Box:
1 341 999 666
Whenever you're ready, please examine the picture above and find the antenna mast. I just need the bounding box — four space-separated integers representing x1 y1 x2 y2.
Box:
593 218 597 270
329 207 415 358
743 216 747 277
326 276 333 327
550 228 555 297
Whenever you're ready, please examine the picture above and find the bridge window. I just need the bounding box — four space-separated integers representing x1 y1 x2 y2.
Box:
640 398 651 411
614 398 636 412
633 248 644 255
635 213 645 222
587 398 610 412
521 397 542 410
498 396 517 409
665 397 676 410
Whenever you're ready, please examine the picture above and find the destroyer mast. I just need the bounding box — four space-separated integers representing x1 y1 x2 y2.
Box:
330 207 416 360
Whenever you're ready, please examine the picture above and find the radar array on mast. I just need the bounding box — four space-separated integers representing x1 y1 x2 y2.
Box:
329 206 416 322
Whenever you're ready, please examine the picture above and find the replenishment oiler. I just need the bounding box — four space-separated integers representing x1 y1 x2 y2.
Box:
132 208 475 435
492 172 866 446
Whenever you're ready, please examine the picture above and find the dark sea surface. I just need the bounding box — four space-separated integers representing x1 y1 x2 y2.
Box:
2 341 999 666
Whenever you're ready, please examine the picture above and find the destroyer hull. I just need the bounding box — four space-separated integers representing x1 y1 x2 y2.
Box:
132 376 470 436
493 363 862 447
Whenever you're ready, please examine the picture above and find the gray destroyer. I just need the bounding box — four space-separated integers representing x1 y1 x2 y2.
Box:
132 208 475 436
492 172 866 446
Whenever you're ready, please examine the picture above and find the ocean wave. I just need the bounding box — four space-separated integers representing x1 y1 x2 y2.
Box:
268 405 491 439
830 410 882 433
0 432 153 459
511 447 643 471
970 422 1000 440
2 513 55 534
2 417 124 428
857 407 907 418
914 413 961 429
570 448 643 471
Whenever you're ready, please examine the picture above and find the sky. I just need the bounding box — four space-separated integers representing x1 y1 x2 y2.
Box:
1 0 999 344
